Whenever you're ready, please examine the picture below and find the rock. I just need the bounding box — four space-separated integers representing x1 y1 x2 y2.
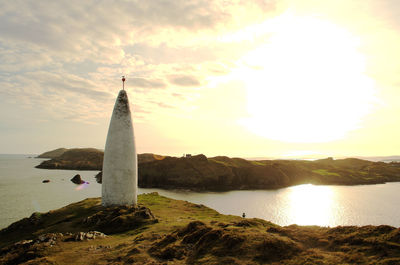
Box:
74 231 106 241
42 180 50 183
81 205 157 234
36 233 64 246
14 239 33 246
95 171 102 184
0 231 106 264
71 174 85 184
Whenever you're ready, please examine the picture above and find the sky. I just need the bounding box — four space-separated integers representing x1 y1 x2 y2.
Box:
0 0 400 158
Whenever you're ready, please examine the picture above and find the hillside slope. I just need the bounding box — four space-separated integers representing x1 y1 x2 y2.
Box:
138 155 400 190
36 148 68 158
35 149 400 190
36 148 104 170
1 193 400 264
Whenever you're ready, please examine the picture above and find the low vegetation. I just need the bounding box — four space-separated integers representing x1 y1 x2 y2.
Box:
36 148 68 159
36 148 104 170
139 155 400 190
1 193 400 264
36 148 400 190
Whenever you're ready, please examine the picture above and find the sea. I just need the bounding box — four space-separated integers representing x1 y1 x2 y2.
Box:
1 154 400 229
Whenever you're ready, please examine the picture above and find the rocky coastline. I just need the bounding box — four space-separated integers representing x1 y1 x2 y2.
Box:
36 148 400 191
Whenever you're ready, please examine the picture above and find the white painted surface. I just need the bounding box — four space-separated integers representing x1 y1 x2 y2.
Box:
102 90 137 206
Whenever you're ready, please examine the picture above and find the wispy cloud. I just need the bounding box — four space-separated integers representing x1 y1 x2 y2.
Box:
6 0 398 157
168 75 201 87
129 77 166 89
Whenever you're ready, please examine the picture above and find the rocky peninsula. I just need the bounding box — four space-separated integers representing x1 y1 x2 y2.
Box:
36 148 104 170
1 193 400 264
36 148 68 159
36 148 400 191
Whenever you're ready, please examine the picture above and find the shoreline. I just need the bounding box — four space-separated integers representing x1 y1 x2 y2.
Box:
33 151 400 191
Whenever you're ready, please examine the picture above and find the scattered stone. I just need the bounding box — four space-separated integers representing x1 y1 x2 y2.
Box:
1 231 106 264
71 174 85 184
36 233 64 246
14 239 33 246
74 231 106 241
81 205 157 234
42 180 50 183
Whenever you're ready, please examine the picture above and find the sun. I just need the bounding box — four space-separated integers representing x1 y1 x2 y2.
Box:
237 14 376 143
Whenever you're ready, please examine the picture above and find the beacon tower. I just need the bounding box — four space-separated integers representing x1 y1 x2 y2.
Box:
102 77 137 206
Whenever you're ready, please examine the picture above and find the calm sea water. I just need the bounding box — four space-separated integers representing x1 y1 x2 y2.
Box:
1 154 399 229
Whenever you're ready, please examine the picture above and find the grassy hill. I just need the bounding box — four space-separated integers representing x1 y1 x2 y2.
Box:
35 149 159 170
36 148 68 159
36 148 104 170
1 193 400 264
35 149 400 190
138 155 400 190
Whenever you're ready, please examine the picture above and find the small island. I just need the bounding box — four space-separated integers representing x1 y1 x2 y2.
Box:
36 148 69 159
36 148 104 170
36 148 400 191
1 193 400 264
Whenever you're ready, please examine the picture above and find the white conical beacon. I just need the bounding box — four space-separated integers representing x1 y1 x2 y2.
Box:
102 76 137 206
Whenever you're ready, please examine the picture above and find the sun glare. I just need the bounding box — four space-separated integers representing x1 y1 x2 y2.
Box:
286 184 335 226
238 14 376 143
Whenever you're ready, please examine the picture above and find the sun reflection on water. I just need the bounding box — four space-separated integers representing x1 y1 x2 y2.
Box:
285 184 335 226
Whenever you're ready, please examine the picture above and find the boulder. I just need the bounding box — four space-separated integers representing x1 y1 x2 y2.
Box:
81 205 158 234
95 171 102 184
74 231 106 241
71 174 85 184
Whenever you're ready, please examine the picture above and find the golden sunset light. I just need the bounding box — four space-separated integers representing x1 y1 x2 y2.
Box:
2 1 400 263
237 13 376 143
1 0 399 158
286 184 335 226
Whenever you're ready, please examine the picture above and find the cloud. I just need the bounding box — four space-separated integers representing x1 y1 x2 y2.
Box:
0 0 277 62
133 105 152 114
129 77 166 89
168 75 201 87
155 102 175 109
0 1 229 60
0 70 115 124
0 43 54 72
172 92 186 99
0 0 277 135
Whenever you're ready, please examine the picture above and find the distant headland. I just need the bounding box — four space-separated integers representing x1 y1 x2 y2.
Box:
36 148 69 159
35 148 400 191
36 148 104 170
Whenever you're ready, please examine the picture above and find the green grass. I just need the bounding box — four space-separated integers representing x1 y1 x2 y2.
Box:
249 160 267 166
312 169 340 177
208 158 231 167
3 193 400 264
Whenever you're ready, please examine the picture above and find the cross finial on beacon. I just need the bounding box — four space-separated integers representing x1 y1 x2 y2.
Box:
122 76 126 90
